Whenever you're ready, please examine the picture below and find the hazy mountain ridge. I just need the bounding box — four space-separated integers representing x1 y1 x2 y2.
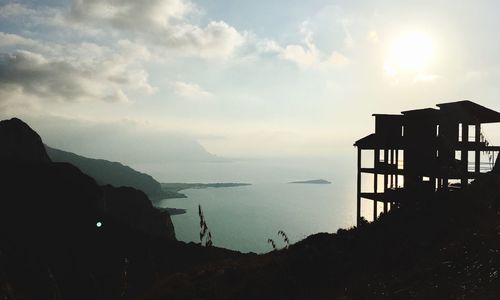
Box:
30 115 224 165
46 146 168 200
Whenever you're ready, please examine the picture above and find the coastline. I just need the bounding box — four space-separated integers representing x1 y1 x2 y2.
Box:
156 182 252 216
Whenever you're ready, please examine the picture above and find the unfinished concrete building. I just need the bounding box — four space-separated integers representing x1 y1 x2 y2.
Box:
354 101 500 225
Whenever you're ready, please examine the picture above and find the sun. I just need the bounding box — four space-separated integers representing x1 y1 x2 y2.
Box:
384 32 434 75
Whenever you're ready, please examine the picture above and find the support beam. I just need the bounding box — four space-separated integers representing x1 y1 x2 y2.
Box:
383 148 388 213
475 123 481 174
461 123 469 188
357 148 361 226
395 150 399 188
390 149 395 189
374 149 379 221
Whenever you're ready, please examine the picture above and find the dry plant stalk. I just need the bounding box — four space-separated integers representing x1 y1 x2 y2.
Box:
198 205 213 247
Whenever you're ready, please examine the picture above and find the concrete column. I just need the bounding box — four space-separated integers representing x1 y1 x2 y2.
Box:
383 148 388 213
357 148 361 226
461 123 469 188
475 123 481 174
395 150 399 188
374 149 379 221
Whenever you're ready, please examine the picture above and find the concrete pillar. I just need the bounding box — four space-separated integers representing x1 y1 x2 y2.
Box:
383 149 388 213
461 123 469 188
374 149 379 221
357 148 361 226
475 123 481 174
395 150 399 188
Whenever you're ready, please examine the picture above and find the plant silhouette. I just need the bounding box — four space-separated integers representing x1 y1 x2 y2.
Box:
198 204 213 247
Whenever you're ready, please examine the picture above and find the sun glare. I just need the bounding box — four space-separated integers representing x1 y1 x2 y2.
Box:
385 32 434 75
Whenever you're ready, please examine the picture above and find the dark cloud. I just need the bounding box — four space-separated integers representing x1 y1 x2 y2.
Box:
0 50 129 102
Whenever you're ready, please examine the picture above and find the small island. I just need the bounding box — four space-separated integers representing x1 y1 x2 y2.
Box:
289 179 331 184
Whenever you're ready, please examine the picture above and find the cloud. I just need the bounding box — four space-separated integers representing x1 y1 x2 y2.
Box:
69 0 193 29
171 81 213 100
327 51 350 66
341 20 355 49
0 32 36 47
66 0 244 59
0 1 245 60
278 22 321 68
0 3 35 18
0 3 64 28
158 21 244 59
0 48 155 103
279 24 321 69
255 39 282 54
258 24 349 69
0 50 125 102
0 0 243 104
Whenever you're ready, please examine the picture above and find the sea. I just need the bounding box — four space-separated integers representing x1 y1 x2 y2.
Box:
134 156 375 254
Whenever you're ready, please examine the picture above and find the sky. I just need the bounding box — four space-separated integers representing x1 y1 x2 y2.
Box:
1 0 500 180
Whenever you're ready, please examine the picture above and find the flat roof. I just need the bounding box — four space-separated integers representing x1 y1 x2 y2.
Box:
372 114 403 117
354 133 404 148
401 108 439 115
436 100 500 123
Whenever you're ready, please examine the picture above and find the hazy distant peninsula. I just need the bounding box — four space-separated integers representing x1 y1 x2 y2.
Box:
289 179 331 184
161 182 252 199
46 146 169 201
160 207 187 216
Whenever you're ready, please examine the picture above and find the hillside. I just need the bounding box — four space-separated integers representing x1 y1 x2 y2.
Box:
46 146 170 200
0 117 244 299
143 171 500 299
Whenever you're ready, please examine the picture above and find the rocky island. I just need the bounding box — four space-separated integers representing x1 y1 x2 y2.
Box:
289 179 331 184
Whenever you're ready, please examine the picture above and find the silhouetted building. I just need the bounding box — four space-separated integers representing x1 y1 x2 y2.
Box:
354 101 500 225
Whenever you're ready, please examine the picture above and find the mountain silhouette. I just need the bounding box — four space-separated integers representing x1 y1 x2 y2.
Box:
46 146 167 200
0 117 51 163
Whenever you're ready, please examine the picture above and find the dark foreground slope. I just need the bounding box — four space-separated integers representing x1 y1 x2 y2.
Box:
0 163 242 299
0 118 244 300
143 173 500 299
46 146 171 200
